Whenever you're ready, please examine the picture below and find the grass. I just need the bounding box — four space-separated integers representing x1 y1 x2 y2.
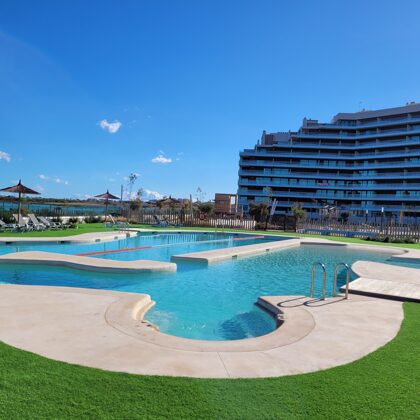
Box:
133 224 420 250
0 223 109 237
1 222 419 250
0 302 418 418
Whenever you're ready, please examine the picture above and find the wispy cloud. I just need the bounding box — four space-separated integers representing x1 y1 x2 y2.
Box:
151 153 172 164
99 119 122 134
0 151 11 162
39 174 69 185
143 189 163 200
175 152 183 161
54 177 68 185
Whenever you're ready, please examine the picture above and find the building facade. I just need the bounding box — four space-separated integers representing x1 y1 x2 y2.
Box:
238 103 420 222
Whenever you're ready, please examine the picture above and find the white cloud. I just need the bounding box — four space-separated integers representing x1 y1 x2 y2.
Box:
99 119 122 134
54 177 68 185
151 154 172 164
35 184 45 192
143 189 163 200
39 174 68 185
0 151 11 162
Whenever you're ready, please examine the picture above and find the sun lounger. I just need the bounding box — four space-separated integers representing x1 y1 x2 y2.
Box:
152 215 169 227
0 219 17 231
13 214 32 232
28 214 47 230
38 216 60 230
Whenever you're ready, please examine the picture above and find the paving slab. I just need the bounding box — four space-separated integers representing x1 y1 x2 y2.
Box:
0 251 176 273
0 230 136 244
0 285 403 378
347 261 420 302
171 238 301 263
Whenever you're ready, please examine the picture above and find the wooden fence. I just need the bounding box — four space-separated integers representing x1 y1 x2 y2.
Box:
297 219 420 242
125 209 257 230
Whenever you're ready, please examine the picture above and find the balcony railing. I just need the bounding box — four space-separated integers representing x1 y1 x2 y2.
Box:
253 138 420 151
238 169 420 180
237 189 420 201
240 148 420 160
316 115 420 130
295 126 420 140
240 159 420 170
238 179 420 190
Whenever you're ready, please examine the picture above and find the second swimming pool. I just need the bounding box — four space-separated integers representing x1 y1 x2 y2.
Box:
0 232 413 341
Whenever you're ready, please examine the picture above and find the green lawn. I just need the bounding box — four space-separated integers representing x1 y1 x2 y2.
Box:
133 224 420 250
0 302 418 419
0 223 109 237
1 222 419 250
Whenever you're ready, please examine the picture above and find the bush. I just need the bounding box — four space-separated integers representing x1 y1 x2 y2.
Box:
0 213 15 224
84 215 100 223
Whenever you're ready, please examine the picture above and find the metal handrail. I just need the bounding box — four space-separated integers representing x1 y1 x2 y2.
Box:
310 262 327 300
333 263 351 299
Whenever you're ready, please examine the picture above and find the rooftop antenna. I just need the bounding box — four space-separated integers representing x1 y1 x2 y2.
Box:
358 101 363 111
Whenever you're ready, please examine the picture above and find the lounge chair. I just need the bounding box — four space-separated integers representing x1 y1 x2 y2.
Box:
104 215 129 229
13 214 32 232
28 213 47 230
38 216 60 230
152 215 169 227
0 219 17 231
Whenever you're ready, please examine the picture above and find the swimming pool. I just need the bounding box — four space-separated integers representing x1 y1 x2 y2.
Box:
0 232 285 261
0 231 414 341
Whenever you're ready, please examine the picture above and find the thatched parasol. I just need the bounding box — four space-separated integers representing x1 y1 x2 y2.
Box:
95 190 120 222
0 180 40 221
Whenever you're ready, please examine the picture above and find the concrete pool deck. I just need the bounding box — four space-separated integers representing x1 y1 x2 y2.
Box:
0 284 404 378
0 230 136 244
0 251 176 273
348 261 420 302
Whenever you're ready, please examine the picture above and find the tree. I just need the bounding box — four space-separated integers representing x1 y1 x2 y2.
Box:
198 202 214 215
249 202 269 223
126 173 139 222
291 203 306 220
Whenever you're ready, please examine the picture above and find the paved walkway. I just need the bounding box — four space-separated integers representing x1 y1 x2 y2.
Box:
0 230 136 244
0 284 403 378
349 261 420 302
0 251 176 273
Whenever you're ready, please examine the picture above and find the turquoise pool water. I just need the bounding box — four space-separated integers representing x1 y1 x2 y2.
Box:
0 232 284 261
0 232 415 341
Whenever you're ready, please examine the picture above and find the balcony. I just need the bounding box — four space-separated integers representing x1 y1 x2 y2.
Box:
238 197 420 213
240 159 420 170
240 148 420 161
317 115 420 130
264 138 420 151
238 179 420 191
237 189 420 201
295 125 420 140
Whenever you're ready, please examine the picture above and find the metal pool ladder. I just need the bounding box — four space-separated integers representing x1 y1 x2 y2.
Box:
310 262 327 300
333 263 351 299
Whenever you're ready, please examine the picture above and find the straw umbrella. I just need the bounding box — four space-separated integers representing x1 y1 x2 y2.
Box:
0 180 40 222
94 190 119 222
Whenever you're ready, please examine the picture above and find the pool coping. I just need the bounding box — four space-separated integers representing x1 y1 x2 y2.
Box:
0 251 176 273
0 230 137 244
0 284 404 378
347 260 420 302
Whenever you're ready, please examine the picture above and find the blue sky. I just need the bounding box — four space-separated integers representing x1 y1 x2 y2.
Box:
1 0 419 200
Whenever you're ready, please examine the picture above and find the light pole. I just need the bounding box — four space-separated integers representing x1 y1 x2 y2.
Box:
381 207 384 233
